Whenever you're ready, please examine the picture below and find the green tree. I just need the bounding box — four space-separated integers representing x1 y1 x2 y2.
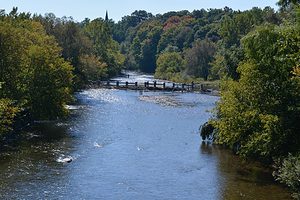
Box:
278 0 300 9
212 25 300 159
27 42 73 119
84 18 125 77
184 39 216 80
155 52 185 81
78 55 108 81
0 11 74 120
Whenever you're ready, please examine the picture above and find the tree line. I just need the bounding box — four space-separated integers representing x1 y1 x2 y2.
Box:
111 7 282 82
0 8 124 135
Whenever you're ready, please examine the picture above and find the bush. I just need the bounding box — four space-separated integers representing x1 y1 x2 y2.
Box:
274 154 300 199
0 99 19 135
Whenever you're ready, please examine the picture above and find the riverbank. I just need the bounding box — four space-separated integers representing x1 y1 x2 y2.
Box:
200 119 299 198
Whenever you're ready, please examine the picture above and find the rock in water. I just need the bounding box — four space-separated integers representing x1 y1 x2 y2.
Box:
57 156 73 163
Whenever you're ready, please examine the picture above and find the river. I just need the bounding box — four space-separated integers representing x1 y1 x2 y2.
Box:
0 73 292 199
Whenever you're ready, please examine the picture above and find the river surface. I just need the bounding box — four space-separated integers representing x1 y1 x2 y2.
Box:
0 73 292 199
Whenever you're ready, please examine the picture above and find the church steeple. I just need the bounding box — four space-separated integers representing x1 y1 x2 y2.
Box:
105 10 109 21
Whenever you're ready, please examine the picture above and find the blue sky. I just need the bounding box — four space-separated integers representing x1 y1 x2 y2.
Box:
0 0 279 22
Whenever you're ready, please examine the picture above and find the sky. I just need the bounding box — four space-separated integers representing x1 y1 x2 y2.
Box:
0 0 279 22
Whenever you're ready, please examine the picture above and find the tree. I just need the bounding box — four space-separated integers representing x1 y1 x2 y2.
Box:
127 20 162 73
278 0 300 10
212 25 300 159
184 39 216 80
34 14 94 87
27 42 73 119
155 52 185 81
78 55 108 81
84 18 125 77
0 11 73 120
139 25 162 72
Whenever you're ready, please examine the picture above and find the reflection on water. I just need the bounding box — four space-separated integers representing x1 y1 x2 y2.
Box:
200 142 291 199
0 87 292 199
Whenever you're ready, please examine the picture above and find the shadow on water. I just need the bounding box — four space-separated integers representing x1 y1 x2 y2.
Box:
200 142 292 200
0 118 78 199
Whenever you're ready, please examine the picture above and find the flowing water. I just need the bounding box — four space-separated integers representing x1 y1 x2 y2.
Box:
0 73 292 199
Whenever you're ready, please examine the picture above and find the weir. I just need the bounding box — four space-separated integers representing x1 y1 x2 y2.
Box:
89 80 210 92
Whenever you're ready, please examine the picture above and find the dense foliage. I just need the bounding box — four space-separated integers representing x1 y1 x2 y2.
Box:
212 25 300 158
274 154 300 199
34 14 124 88
0 8 123 136
111 7 281 82
155 52 185 81
210 1 300 196
0 11 73 123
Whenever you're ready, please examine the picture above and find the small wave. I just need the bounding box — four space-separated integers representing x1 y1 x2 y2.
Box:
56 122 69 127
94 142 103 148
137 146 143 151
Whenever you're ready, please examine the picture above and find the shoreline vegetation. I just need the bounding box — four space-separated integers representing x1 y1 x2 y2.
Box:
0 0 299 198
